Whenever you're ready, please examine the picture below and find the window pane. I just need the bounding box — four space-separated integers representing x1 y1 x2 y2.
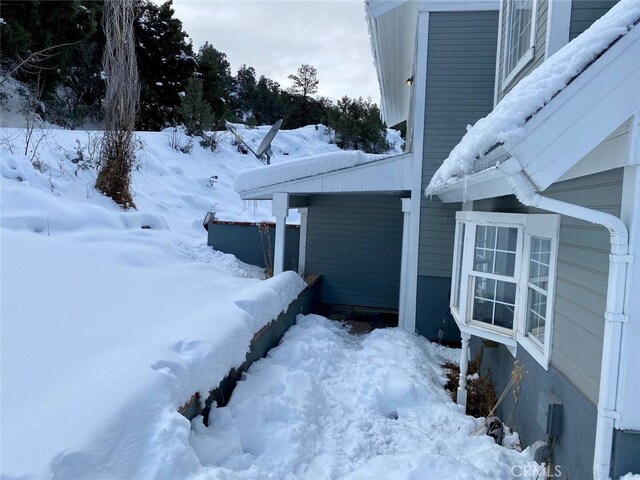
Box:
495 251 516 276
527 288 547 344
496 280 516 305
494 303 515 329
497 227 518 252
471 276 516 330
474 226 517 276
473 296 494 323
475 277 496 301
529 237 551 290
527 236 552 346
474 249 494 273
454 223 466 308
475 225 496 249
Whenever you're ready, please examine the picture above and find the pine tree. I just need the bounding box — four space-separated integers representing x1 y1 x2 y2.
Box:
329 96 389 154
231 64 257 120
134 0 197 130
196 42 232 120
287 64 319 99
178 77 214 136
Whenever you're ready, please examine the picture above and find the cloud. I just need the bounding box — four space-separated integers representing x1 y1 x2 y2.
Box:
170 0 380 103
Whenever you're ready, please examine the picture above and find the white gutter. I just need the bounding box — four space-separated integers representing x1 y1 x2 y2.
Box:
497 160 631 480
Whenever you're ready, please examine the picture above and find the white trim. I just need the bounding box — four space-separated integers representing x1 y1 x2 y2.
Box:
403 11 430 334
502 47 534 89
399 198 412 331
417 1 498 12
501 0 538 90
272 193 289 276
616 165 640 429
297 207 308 277
630 111 640 165
545 0 572 59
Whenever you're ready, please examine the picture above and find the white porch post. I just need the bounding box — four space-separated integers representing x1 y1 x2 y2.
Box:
297 207 308 277
399 198 412 331
457 332 471 409
272 192 289 275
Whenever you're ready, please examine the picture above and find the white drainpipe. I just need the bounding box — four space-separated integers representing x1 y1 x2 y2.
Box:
498 164 631 480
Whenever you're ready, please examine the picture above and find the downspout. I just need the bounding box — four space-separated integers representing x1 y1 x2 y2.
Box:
497 163 631 480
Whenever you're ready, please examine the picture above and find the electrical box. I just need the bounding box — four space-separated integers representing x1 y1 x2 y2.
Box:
537 392 563 438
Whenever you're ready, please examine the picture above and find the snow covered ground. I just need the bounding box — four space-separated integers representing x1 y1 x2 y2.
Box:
0 102 404 479
188 315 542 480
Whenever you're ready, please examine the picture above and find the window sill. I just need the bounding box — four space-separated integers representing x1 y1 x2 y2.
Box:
501 47 535 92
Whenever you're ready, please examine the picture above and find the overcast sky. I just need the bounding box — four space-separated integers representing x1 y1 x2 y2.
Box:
169 0 381 103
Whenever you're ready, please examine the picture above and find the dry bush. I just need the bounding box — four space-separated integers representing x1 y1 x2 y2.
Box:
95 0 140 209
258 222 274 278
443 347 498 418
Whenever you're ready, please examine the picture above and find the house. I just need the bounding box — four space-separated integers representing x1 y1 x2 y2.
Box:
234 0 640 478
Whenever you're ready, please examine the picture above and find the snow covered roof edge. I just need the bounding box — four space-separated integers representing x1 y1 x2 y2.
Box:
234 150 389 193
426 0 640 194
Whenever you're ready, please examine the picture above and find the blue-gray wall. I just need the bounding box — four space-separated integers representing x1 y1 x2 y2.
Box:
471 339 597 480
208 221 300 272
417 10 498 340
305 194 403 309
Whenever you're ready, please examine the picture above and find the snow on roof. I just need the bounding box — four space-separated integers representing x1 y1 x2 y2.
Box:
234 150 387 192
426 0 640 194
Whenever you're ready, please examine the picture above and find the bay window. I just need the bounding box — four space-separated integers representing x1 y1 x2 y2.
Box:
451 211 559 368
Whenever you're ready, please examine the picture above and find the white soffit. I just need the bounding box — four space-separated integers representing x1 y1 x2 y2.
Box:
367 1 418 127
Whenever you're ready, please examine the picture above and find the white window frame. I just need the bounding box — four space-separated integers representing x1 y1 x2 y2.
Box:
501 0 538 90
450 211 560 369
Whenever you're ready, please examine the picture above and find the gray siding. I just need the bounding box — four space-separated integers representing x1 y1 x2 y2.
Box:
496 0 548 102
570 0 619 40
419 11 498 278
474 168 624 403
472 339 597 480
305 194 403 309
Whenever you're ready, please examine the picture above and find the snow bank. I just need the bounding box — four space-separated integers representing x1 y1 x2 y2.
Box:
234 150 389 192
189 315 542 479
0 121 329 479
426 0 640 193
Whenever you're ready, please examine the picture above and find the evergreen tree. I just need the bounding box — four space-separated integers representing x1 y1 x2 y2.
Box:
329 96 390 154
283 64 326 129
253 75 284 125
196 42 232 120
0 1 101 100
230 64 257 120
134 0 197 130
287 64 319 99
178 77 214 136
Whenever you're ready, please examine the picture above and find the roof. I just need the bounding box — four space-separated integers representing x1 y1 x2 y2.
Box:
234 151 413 200
426 0 640 196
